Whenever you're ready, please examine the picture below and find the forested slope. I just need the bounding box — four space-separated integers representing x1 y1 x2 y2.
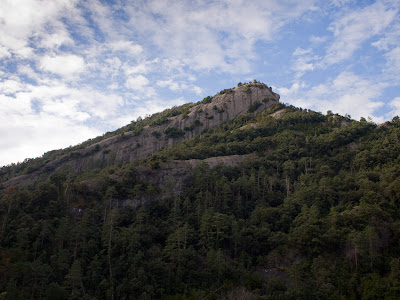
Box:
1 95 400 299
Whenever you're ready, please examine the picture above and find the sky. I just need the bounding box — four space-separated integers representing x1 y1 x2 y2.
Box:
1 0 400 166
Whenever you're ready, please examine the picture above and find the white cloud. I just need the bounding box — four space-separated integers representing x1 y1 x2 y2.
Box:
157 79 181 91
192 86 203 95
372 22 400 51
107 83 119 90
0 76 128 166
0 79 29 95
0 93 32 116
1 79 124 122
17 64 41 82
370 21 400 78
124 64 147 75
278 71 386 122
76 89 124 119
125 0 318 72
331 0 353 7
388 97 400 118
0 112 101 166
123 63 149 75
309 35 328 44
38 54 86 78
385 47 400 74
322 1 397 66
292 56 315 77
0 46 11 59
291 48 317 78
42 99 91 121
293 48 312 56
108 40 143 56
39 30 74 50
125 75 149 90
156 79 203 95
0 0 79 58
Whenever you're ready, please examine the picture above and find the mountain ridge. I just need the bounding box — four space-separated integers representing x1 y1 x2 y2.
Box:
2 83 400 299
1 82 279 187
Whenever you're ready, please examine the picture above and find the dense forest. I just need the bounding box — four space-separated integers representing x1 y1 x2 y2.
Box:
1 99 400 299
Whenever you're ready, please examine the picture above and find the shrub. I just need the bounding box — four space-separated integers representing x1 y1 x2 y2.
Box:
184 125 195 131
219 88 233 95
164 127 185 138
150 116 169 126
248 101 262 113
202 96 212 104
193 119 203 126
152 131 161 138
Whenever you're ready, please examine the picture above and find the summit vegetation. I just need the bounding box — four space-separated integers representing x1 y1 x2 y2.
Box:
1 84 400 299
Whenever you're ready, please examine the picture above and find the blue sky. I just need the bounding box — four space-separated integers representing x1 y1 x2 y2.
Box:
1 0 400 166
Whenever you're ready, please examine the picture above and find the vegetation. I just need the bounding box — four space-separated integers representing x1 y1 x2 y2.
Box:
219 88 234 95
0 82 271 182
248 101 262 113
0 102 195 181
2 95 400 299
201 96 213 104
151 131 161 138
164 127 185 138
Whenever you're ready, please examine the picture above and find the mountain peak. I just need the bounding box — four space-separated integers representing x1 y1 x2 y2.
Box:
1 82 279 187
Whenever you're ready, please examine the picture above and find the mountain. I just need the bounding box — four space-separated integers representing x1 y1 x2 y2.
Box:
0 82 279 188
1 82 400 299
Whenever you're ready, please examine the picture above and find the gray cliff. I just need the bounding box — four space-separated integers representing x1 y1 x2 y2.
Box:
3 83 279 187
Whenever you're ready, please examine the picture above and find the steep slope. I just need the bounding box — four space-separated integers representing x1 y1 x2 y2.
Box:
3 84 400 299
1 82 279 187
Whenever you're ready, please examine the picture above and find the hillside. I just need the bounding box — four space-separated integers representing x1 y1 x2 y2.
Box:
1 82 400 299
0 82 279 188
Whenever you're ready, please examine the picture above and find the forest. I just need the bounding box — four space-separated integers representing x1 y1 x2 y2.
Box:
1 102 400 299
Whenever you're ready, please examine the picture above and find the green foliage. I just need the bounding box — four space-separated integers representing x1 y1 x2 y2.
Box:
244 85 252 94
3 102 400 299
152 131 161 138
202 96 212 104
165 127 185 138
248 101 262 113
150 116 170 126
184 119 203 132
219 88 233 95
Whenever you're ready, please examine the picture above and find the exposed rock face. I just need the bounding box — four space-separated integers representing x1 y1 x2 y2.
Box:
137 154 252 189
84 83 278 166
2 83 279 187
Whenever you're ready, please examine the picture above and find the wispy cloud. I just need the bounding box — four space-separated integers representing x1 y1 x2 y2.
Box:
125 75 150 90
278 71 386 122
322 1 397 67
123 0 319 72
38 54 86 78
388 97 400 119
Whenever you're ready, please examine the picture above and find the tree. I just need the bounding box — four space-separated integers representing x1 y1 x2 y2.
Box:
64 260 84 299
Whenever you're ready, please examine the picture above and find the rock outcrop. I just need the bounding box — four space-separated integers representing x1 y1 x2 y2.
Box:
2 83 279 187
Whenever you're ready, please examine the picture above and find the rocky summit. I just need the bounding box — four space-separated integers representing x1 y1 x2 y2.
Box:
2 82 279 187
